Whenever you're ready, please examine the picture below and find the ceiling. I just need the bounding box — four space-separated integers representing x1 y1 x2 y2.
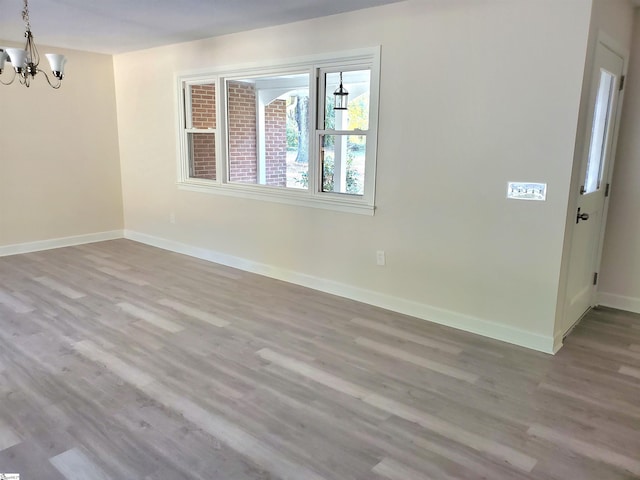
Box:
0 0 405 54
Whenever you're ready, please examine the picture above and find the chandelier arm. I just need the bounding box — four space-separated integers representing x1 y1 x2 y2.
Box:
40 69 61 89
0 69 17 85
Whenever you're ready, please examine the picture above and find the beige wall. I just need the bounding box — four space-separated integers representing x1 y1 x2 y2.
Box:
0 45 124 248
599 7 640 312
114 0 594 352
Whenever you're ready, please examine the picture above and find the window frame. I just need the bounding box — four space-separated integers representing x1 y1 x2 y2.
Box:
175 47 380 215
316 65 376 201
178 77 222 183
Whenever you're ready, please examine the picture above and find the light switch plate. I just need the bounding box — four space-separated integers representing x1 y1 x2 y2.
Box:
507 182 547 201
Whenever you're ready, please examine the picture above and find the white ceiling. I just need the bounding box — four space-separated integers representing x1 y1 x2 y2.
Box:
0 0 405 54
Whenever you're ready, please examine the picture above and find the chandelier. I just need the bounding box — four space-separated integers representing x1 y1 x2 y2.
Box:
0 0 67 88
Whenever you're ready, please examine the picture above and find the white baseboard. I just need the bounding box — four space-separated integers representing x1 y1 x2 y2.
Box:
124 230 555 354
597 292 640 315
551 330 565 354
0 230 124 257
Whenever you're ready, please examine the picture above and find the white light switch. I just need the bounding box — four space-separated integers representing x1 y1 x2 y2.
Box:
507 182 547 201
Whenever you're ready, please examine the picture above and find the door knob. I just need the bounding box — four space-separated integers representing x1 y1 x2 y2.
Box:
576 207 589 223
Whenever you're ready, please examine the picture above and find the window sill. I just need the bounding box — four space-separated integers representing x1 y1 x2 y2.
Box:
177 180 375 216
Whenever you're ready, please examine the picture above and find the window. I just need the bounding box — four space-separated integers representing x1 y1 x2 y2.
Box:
318 69 371 196
583 69 615 195
226 73 309 189
184 82 218 181
177 48 380 214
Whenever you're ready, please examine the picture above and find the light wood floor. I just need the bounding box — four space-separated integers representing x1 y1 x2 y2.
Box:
0 240 638 479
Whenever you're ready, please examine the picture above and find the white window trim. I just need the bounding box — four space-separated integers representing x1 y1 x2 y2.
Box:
175 46 381 215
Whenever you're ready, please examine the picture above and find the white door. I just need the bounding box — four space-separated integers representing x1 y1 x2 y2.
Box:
562 41 625 335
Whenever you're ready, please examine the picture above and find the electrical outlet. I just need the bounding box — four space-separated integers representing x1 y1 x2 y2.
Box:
169 213 176 224
376 250 386 266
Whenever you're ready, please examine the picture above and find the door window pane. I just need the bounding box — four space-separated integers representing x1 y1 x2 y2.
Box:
584 70 615 194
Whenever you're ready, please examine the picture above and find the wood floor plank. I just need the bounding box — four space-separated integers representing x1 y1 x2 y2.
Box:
0 290 34 313
351 317 463 355
619 365 640 380
33 276 86 300
570 336 640 361
73 339 328 480
257 347 537 472
117 302 184 333
372 457 438 480
527 423 640 477
380 418 533 480
366 394 537 473
50 448 110 480
0 423 21 452
0 440 68 480
98 266 149 286
142 383 329 480
83 254 131 271
158 298 230 328
257 348 371 399
354 336 479 383
73 339 155 388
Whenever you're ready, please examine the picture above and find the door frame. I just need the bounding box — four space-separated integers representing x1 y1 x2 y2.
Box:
557 31 629 347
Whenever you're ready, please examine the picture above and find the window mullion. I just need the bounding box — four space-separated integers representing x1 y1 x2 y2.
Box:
308 66 320 198
184 85 193 130
186 128 214 133
217 76 228 185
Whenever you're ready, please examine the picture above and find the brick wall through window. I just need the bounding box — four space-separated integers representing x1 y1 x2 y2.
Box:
228 81 258 183
190 84 217 180
264 100 287 187
188 81 288 185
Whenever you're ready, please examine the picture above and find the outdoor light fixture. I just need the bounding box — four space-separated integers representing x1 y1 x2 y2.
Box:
0 0 67 88
333 72 349 110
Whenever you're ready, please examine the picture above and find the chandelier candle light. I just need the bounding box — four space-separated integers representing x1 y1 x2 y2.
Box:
0 0 67 88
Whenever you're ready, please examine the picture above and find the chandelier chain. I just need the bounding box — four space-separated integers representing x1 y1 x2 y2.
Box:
22 0 31 32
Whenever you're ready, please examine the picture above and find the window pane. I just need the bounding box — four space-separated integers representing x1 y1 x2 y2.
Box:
188 133 216 180
584 70 615 194
324 70 370 131
189 84 216 129
227 73 309 188
320 134 366 195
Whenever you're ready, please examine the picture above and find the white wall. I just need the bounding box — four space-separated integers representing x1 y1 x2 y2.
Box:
0 45 124 253
114 0 593 352
599 7 640 313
